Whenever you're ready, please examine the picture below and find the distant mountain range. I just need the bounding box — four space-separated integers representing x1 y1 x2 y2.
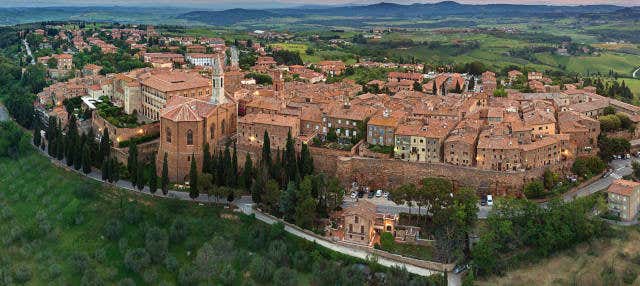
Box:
0 1 637 27
177 1 629 26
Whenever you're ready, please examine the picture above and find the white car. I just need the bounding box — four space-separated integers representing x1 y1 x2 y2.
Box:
375 189 383 197
350 192 357 199
487 195 493 206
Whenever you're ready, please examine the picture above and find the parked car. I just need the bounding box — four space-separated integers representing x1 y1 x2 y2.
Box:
383 191 389 198
486 195 493 206
453 264 470 274
626 154 631 159
357 191 365 198
368 191 375 199
480 196 487 206
375 189 383 197
350 192 357 199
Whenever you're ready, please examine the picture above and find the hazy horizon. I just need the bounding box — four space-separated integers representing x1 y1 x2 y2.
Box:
1 0 638 8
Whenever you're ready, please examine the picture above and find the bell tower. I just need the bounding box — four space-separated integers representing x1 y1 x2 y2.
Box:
211 55 227 104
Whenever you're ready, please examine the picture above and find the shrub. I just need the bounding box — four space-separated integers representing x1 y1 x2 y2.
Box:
124 204 142 224
178 264 198 286
103 219 123 240
273 267 298 286
292 251 311 272
623 267 637 284
12 264 32 284
143 268 159 284
218 264 236 286
250 256 275 282
118 278 136 286
48 263 62 279
164 255 179 272
145 227 169 263
93 249 107 264
524 180 546 199
80 269 104 286
380 232 395 250
169 218 187 243
572 156 606 178
68 252 91 274
124 248 151 273
268 240 289 266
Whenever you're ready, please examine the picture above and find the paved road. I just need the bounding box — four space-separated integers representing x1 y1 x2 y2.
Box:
563 158 634 202
0 104 8 122
23 39 35 65
633 67 640 79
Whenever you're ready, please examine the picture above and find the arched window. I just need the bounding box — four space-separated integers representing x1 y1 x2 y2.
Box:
210 125 215 139
166 127 172 143
186 129 193 145
221 119 226 135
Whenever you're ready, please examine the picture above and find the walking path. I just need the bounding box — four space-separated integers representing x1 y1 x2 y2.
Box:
22 39 35 65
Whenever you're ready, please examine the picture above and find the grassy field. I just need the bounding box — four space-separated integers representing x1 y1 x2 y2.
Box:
0 151 426 285
476 226 640 286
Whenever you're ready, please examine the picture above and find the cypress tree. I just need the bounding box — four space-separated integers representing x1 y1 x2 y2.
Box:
33 120 41 146
65 116 78 166
99 128 110 167
56 132 64 160
299 143 314 176
102 157 110 181
231 142 238 187
149 154 158 194
202 143 211 174
215 149 224 186
73 135 82 170
223 144 232 187
189 154 199 199
46 116 56 142
111 159 120 183
242 153 253 191
432 80 437 95
48 135 56 157
136 161 145 191
82 142 92 174
128 144 138 185
261 130 271 168
284 130 298 182
161 152 169 195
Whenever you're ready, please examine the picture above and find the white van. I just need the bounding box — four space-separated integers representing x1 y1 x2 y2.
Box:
486 195 493 206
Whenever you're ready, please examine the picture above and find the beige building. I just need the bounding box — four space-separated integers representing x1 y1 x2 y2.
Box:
237 113 300 150
607 179 640 222
394 119 455 163
140 69 211 121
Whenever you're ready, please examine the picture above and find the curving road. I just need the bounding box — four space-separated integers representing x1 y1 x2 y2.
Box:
0 104 8 122
563 158 633 202
633 67 640 79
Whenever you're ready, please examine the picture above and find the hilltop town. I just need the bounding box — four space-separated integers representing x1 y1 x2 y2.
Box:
1 17 640 285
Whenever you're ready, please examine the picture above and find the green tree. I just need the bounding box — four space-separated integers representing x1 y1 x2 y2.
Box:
284 130 298 182
202 143 211 174
413 81 423 92
280 182 297 220
264 179 281 213
47 57 58 69
82 142 92 174
149 154 158 194
261 130 272 168
128 144 138 186
189 154 199 199
543 168 555 190
161 152 169 195
524 180 545 198
136 161 145 191
242 153 254 191
232 142 238 187
299 143 314 177
33 120 41 146
99 128 110 167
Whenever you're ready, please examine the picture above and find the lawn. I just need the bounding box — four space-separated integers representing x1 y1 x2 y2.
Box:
0 151 435 285
476 226 640 286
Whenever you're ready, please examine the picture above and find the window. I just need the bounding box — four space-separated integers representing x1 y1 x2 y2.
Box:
221 119 226 135
186 129 194 145
166 127 172 143
354 216 359 223
210 125 215 139
360 225 364 234
349 224 353 232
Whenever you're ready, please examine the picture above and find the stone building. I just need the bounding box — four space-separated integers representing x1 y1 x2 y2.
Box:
237 113 300 150
367 110 403 146
140 69 212 121
444 120 481 166
607 179 640 222
393 119 456 163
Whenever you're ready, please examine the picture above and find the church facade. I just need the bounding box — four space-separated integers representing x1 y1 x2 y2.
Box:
156 57 237 182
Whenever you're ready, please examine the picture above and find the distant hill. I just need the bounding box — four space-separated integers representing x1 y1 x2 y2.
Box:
178 8 278 26
177 1 625 26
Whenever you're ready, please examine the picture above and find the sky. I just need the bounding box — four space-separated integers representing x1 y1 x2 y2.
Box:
1 0 638 8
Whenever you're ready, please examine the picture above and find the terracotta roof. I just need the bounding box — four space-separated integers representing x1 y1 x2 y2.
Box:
396 119 455 139
140 70 210 92
608 179 640 197
239 113 299 128
161 96 217 122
